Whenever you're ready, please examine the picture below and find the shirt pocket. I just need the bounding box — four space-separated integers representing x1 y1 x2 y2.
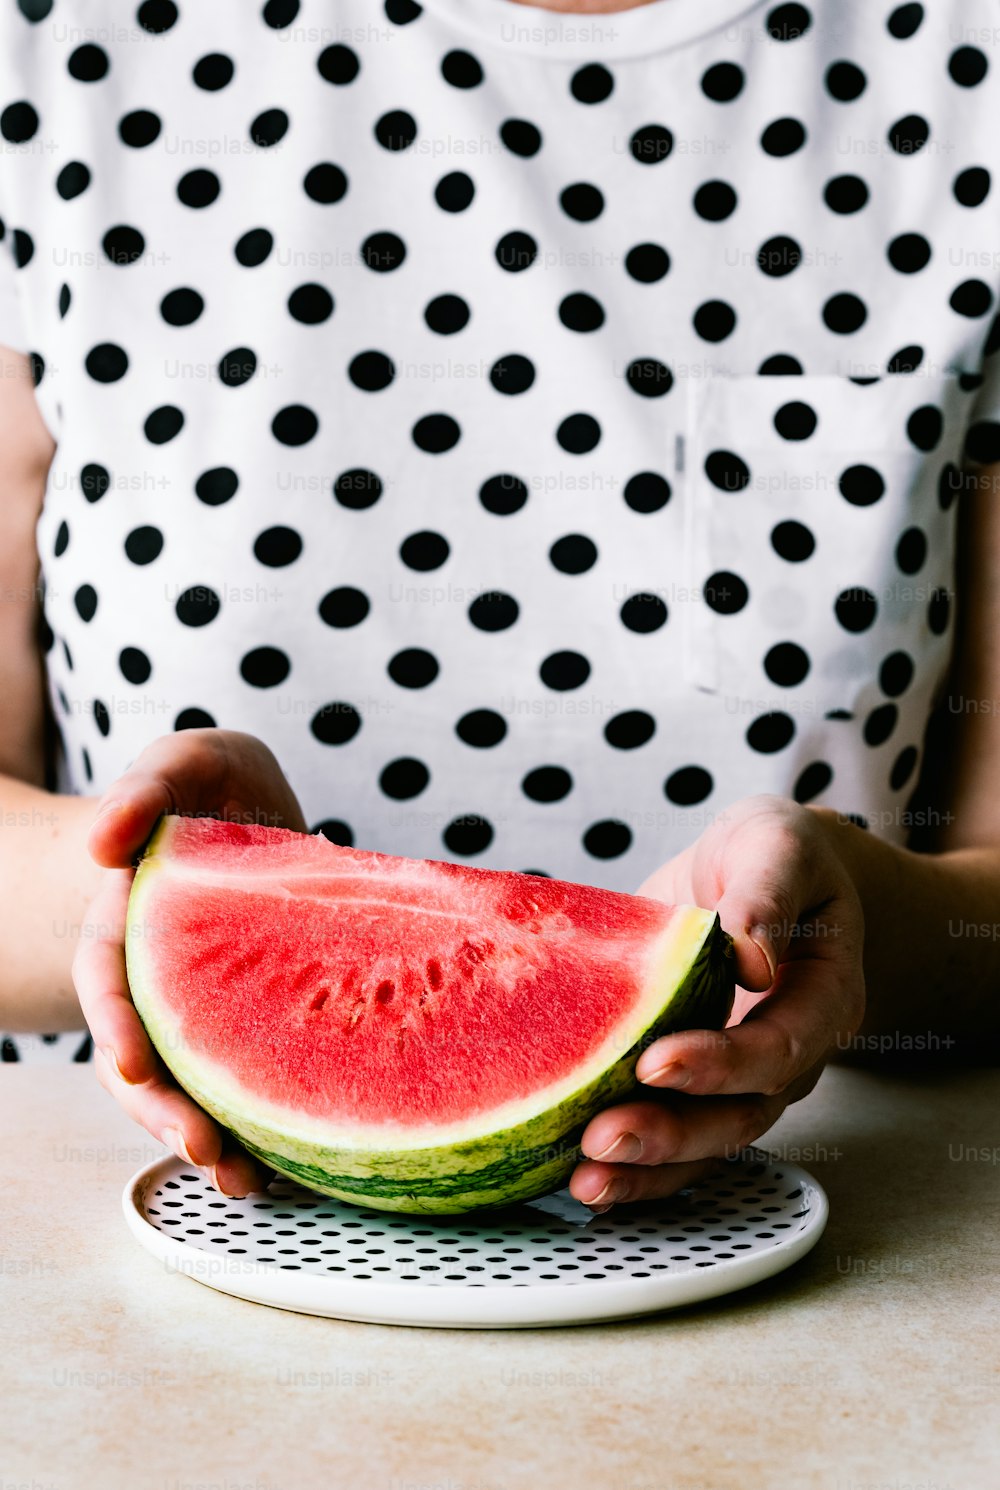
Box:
677 371 966 718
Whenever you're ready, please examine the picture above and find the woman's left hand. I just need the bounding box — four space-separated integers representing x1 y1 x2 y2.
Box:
568 794 866 1211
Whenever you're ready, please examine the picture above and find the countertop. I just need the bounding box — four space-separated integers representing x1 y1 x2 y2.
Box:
2 1063 999 1490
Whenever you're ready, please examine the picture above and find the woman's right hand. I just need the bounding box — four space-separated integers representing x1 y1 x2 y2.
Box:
72 729 308 1197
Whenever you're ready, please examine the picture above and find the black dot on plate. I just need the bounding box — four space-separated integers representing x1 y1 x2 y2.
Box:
318 44 359 85
85 343 128 382
664 765 713 805
839 463 884 505
119 109 161 147
443 816 494 856
794 762 833 803
906 404 943 451
412 414 460 454
469 592 519 631
400 530 449 570
928 587 950 635
219 347 257 387
288 283 334 323
949 280 993 318
605 710 655 750
349 351 395 391
175 586 220 627
693 300 735 342
540 650 590 691
102 226 145 265
119 646 151 685
522 766 573 803
442 49 483 88
549 534 597 574
456 709 507 747
825 61 866 100
583 820 632 859
760 117 806 156
693 181 737 221
620 593 667 633
890 745 918 791
949 45 988 87
704 450 750 491
571 63 613 104
888 233 931 273
311 702 362 745
774 401 817 439
701 62 744 101
303 163 348 203
630 124 673 164
953 166 990 208
501 118 542 156
240 646 291 688
160 287 204 325
835 586 877 632
626 359 672 398
559 294 605 333
626 243 670 283
435 172 474 212
758 235 801 277
556 414 601 455
388 648 439 688
746 711 795 753
823 293 867 333
895 526 927 574
766 3 812 40
313 819 354 845
374 109 417 151
704 570 749 614
194 53 235 90
624 472 670 513
888 114 929 154
56 161 91 199
81 463 110 502
824 174 869 213
380 758 430 799
888 3 923 38
764 641 810 686
318 586 370 627
864 703 898 746
195 467 238 505
490 354 535 394
68 44 110 81
235 228 274 266
177 169 221 208
425 294 470 335
560 183 604 222
144 405 184 444
254 525 302 566
495 230 537 272
879 650 915 696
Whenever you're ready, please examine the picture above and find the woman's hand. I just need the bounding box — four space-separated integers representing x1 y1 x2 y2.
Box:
569 795 866 1211
72 729 307 1197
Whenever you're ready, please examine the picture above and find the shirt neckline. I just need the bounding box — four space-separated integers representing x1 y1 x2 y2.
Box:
414 0 772 60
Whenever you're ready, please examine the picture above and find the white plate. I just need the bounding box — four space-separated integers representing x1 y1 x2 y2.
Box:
123 1150 828 1328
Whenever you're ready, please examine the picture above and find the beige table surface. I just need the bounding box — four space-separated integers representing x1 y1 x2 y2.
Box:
2 1062 999 1490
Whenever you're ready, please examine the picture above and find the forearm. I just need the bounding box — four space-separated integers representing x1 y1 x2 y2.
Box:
0 775 100 1030
813 808 1000 1058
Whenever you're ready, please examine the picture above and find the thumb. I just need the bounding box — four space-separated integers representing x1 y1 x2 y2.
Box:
713 882 798 992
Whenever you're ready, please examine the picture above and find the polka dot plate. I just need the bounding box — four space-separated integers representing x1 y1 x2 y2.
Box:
123 1151 827 1329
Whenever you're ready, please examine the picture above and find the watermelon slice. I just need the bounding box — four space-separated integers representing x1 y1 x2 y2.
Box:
126 816 734 1213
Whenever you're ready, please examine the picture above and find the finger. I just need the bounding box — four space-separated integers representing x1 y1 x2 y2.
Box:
72 868 159 1085
579 1092 785 1169
569 1155 721 1210
86 730 229 868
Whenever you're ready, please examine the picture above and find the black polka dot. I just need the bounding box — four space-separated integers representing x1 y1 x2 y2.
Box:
91 700 110 738
501 119 542 157
927 588 950 635
760 117 806 156
757 235 801 277
630 124 673 164
53 521 69 557
177 169 221 208
235 228 274 266
825 61 866 100
361 232 406 273
522 766 573 803
556 414 601 455
240 647 291 688
701 62 744 101
469 592 519 632
219 347 257 387
400 531 449 570
194 53 236 90
262 0 298 25
888 114 930 154
895 526 927 574
766 4 812 40
950 280 993 318
85 343 128 382
559 294 605 333
938 462 963 510
664 765 713 805
56 162 91 199
624 472 671 513
823 293 867 333
311 702 362 745
318 44 360 85
119 647 151 685
250 108 289 149
583 820 632 859
412 414 460 453
380 758 430 799
138 0 178 31
12 229 34 268
349 351 395 391
385 0 422 23
425 294 470 334
303 163 348 204
490 354 535 394
864 704 898 747
540 651 590 691
254 526 302 567
17 0 53 19
759 354 804 375
839 464 884 505
119 109 162 147
74 585 97 622
693 301 735 342
319 587 370 628
704 571 749 614
68 44 110 82
764 641 810 686
313 819 354 846
195 467 239 506
1 101 38 143
495 231 537 272
964 423 1000 465
835 587 877 632
57 283 72 317
620 593 667 633
175 586 220 627
879 651 915 697
626 359 672 399
774 401 817 439
906 404 943 451
887 4 923 38
124 526 163 565
705 450 750 492
375 110 417 151
888 233 931 273
949 46 988 87
626 243 670 283
887 344 924 373
571 64 614 104
442 49 483 88
144 406 184 444
175 709 216 731
890 746 918 791
479 474 527 516
605 711 656 750
160 288 204 326
443 816 494 856
456 709 507 747
388 649 439 688
288 283 334 323
824 174 869 214
334 469 382 509
81 463 110 502
102 226 145 266
953 167 990 208
794 762 833 803
747 711 795 752
435 172 474 212
693 181 737 221
549 534 597 574
560 183 604 222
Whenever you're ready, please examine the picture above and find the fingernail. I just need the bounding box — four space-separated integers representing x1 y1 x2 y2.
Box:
209 1164 238 1198
587 1178 629 1210
95 797 123 820
639 1060 690 1089
162 1126 195 1166
592 1131 642 1163
100 1045 125 1082
749 924 777 982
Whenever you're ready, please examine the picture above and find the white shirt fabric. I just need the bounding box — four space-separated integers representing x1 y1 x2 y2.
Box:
0 0 998 1054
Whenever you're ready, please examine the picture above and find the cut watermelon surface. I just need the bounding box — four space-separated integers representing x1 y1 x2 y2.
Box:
126 816 734 1213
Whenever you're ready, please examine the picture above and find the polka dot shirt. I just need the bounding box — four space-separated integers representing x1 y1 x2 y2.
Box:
0 0 998 983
